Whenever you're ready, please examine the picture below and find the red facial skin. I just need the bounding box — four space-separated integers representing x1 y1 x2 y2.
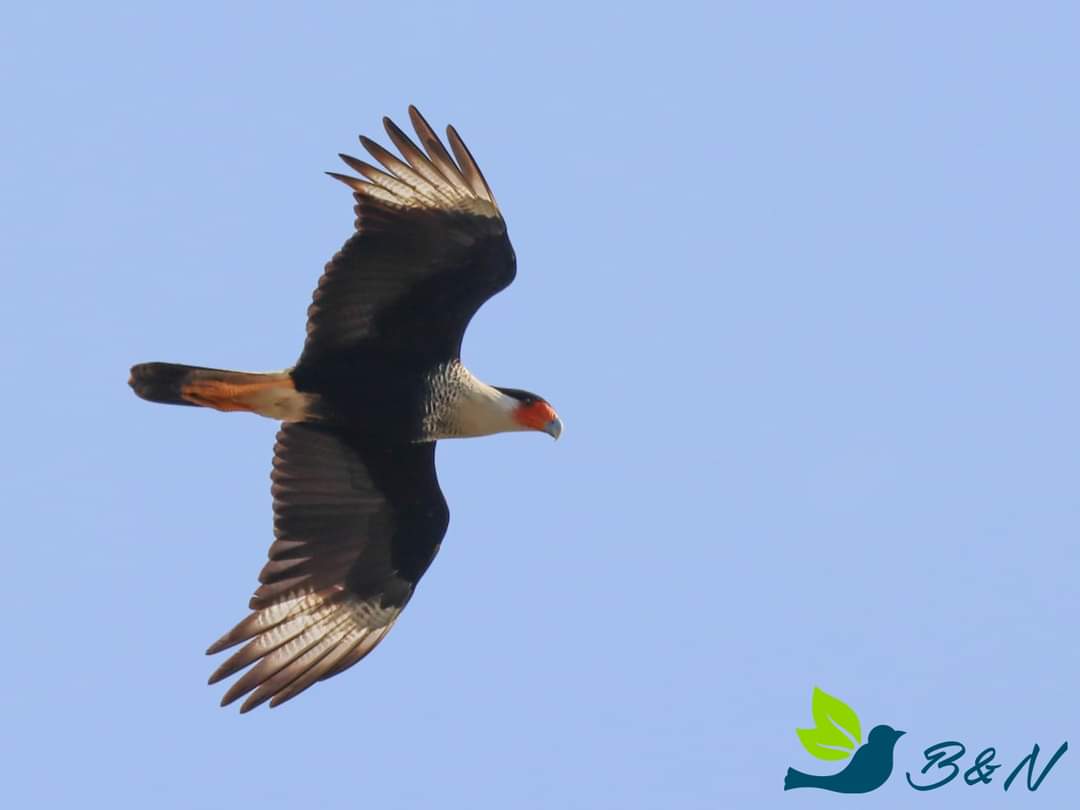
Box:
513 399 559 431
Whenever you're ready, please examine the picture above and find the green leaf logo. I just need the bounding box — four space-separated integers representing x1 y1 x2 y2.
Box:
796 687 863 761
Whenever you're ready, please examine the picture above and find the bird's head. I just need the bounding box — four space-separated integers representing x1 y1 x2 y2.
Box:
496 387 562 439
868 725 906 747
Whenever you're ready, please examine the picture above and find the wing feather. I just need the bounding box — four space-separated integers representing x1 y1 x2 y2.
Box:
382 116 465 204
408 106 474 196
296 108 515 369
447 124 496 204
206 423 448 711
358 135 446 207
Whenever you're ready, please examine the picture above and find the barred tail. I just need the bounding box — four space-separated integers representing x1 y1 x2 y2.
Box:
128 362 311 420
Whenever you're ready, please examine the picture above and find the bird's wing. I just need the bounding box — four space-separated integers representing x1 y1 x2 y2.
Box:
297 106 517 369
206 422 448 712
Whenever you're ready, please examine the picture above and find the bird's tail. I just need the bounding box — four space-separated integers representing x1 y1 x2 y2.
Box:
129 362 311 420
784 767 813 791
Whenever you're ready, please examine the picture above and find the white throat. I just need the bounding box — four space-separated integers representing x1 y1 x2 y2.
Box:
423 363 526 440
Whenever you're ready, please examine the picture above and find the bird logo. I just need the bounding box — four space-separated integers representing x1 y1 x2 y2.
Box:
784 687 905 794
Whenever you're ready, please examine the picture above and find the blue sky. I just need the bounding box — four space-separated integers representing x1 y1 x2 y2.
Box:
4 2 1079 807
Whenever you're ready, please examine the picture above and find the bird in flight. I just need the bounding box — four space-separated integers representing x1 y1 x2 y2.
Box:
129 107 561 712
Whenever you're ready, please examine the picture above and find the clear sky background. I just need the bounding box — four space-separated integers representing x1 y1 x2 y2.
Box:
3 2 1078 807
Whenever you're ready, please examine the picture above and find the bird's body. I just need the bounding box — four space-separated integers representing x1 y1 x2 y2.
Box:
129 107 561 712
784 725 905 793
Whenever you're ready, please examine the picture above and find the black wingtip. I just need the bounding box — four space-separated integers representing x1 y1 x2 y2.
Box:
338 153 371 175
407 105 430 133
326 171 364 191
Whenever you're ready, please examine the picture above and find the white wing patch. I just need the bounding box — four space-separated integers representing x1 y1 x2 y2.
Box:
327 106 501 219
206 586 399 712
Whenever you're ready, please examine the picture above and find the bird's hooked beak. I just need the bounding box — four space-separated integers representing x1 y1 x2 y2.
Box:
514 399 562 440
544 415 563 440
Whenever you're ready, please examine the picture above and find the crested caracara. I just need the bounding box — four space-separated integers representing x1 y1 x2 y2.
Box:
130 107 561 712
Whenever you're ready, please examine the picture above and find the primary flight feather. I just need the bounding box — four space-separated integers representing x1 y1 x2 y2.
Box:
130 107 561 712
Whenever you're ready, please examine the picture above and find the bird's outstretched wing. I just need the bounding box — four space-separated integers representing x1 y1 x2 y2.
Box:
206 422 449 712
297 107 517 370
